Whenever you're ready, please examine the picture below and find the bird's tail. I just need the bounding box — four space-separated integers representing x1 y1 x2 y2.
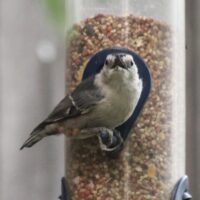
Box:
20 122 56 150
20 132 45 150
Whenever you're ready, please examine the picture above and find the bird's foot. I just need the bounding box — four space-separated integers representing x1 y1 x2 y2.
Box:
98 128 124 152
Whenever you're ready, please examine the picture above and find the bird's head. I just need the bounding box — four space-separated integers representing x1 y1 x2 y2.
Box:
101 53 138 81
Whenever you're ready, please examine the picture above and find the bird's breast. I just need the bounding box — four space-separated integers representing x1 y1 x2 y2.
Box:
99 79 142 128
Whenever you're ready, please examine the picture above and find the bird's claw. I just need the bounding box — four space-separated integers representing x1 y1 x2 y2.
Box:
98 129 124 152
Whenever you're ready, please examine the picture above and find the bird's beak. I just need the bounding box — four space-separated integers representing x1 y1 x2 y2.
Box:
114 55 127 69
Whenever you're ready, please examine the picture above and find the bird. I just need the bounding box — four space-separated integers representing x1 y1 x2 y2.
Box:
20 53 143 151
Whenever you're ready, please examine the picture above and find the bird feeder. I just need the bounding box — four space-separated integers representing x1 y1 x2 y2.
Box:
62 0 189 199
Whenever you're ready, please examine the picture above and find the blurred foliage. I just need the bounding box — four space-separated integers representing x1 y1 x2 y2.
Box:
42 0 110 30
42 0 65 30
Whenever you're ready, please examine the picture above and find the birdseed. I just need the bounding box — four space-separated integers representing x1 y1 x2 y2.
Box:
65 14 176 200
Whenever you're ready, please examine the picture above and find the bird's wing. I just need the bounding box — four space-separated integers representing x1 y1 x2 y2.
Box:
21 76 104 149
39 76 104 126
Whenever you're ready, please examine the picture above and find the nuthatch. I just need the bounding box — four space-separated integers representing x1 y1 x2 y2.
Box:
20 53 142 151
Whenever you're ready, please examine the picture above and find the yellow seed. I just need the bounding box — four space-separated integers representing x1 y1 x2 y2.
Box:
147 163 156 177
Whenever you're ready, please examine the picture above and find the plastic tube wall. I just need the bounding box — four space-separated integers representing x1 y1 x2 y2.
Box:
65 0 185 199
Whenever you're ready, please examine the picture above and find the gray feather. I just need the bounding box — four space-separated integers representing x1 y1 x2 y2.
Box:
20 133 44 150
71 76 104 112
20 75 105 150
45 75 104 123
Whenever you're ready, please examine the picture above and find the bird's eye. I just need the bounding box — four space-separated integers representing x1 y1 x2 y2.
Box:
130 61 133 66
105 60 109 65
